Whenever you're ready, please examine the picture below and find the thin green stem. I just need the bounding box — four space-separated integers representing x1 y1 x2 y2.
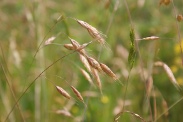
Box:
155 96 183 122
4 51 76 122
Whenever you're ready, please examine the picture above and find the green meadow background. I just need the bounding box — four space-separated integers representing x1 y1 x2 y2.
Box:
1 0 183 122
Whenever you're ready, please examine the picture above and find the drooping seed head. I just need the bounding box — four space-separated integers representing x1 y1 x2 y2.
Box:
87 56 102 72
64 44 75 50
69 37 80 49
44 36 56 45
79 54 92 73
154 61 181 90
80 68 94 85
91 68 102 94
70 86 84 102
76 19 105 45
100 63 117 80
56 86 71 99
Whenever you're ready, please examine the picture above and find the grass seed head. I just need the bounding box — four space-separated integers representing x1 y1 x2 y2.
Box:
44 36 56 45
87 56 102 72
80 68 94 85
64 44 75 50
76 19 105 44
154 61 181 90
92 68 102 94
56 86 71 99
100 63 117 80
79 54 92 73
71 86 84 102
69 37 80 49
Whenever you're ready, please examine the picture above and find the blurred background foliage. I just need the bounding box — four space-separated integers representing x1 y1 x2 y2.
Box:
1 0 183 122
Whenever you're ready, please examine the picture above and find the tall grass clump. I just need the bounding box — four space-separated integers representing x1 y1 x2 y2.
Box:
1 0 183 122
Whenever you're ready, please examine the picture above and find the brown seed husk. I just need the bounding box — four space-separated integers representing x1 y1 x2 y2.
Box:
154 61 180 90
56 86 71 99
80 68 94 85
92 68 102 94
68 37 86 55
87 56 102 72
64 44 75 50
79 54 92 73
69 37 80 49
100 63 117 80
71 86 84 102
76 19 105 44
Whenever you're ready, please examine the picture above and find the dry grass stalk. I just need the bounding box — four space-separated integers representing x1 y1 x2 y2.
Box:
56 86 71 99
146 76 153 97
80 68 94 85
79 54 92 73
64 44 75 50
154 61 180 90
177 14 183 22
75 19 105 44
70 86 84 102
92 68 102 94
100 63 117 80
87 56 102 72
162 100 169 117
44 36 56 45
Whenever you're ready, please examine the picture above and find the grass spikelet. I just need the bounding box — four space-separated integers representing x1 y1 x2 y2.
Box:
92 68 103 95
76 41 92 52
177 14 183 22
70 86 85 103
68 37 80 49
128 28 136 70
154 61 181 90
86 56 102 72
64 44 75 50
44 36 56 45
100 63 117 80
114 110 146 122
55 86 71 99
79 54 92 73
80 68 94 86
75 19 105 44
68 37 87 55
